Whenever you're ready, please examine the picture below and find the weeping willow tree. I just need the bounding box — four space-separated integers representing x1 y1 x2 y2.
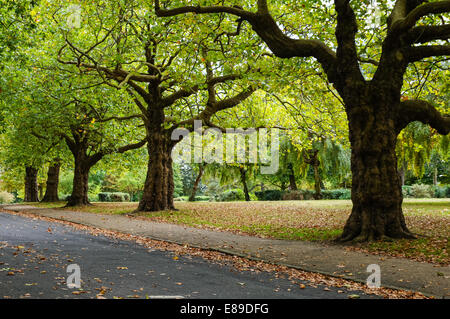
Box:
397 121 449 184
296 137 351 198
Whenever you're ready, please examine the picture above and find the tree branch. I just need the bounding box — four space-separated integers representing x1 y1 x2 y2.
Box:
161 85 200 107
155 0 256 20
97 114 144 123
390 1 450 35
155 0 337 75
404 24 450 44
396 99 450 134
87 139 147 167
405 44 450 62
334 0 364 80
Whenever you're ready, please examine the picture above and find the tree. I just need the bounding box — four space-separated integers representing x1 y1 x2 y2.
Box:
41 159 61 202
189 163 205 201
53 0 258 211
2 57 147 206
157 0 450 241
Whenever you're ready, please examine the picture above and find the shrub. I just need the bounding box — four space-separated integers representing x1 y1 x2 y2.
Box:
0 191 15 204
254 190 285 201
193 196 210 202
409 184 434 198
282 190 315 200
402 186 412 198
321 189 351 200
59 194 72 201
433 186 446 198
98 192 130 202
217 189 245 202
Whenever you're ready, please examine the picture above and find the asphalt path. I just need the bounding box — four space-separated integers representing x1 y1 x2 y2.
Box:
0 212 378 299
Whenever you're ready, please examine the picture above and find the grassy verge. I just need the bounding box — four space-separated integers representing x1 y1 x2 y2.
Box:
27 199 449 264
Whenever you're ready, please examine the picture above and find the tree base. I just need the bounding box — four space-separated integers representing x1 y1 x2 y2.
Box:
41 196 60 203
337 226 417 243
132 206 178 214
65 198 92 207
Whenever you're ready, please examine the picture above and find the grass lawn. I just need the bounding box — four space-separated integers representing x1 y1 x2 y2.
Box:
29 199 449 264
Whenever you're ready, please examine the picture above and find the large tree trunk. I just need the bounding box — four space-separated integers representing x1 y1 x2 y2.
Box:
189 164 204 202
24 166 39 202
42 161 61 202
66 154 91 207
240 167 251 202
340 102 415 242
138 131 175 212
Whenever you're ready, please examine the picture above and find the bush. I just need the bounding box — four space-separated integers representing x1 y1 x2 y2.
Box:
98 192 130 202
409 184 434 198
321 189 351 200
59 194 72 201
282 190 315 200
402 185 412 198
433 186 445 198
193 196 210 202
217 189 245 202
254 190 285 201
0 191 15 204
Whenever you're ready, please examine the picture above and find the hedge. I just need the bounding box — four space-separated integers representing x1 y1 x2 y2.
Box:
98 192 131 202
216 189 246 202
321 189 351 200
254 190 285 201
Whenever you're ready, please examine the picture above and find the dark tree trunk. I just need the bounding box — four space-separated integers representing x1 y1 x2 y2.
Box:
288 163 298 191
240 167 251 202
189 164 204 202
66 154 91 207
340 100 415 242
305 150 322 200
138 131 175 212
42 161 61 202
24 167 39 202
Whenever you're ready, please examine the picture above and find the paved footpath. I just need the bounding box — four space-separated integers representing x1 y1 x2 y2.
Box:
1 204 449 298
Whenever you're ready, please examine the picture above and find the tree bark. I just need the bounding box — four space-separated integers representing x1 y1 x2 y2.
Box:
189 164 204 202
24 166 39 202
42 161 61 202
340 101 415 242
66 153 91 207
138 131 175 212
240 166 251 202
